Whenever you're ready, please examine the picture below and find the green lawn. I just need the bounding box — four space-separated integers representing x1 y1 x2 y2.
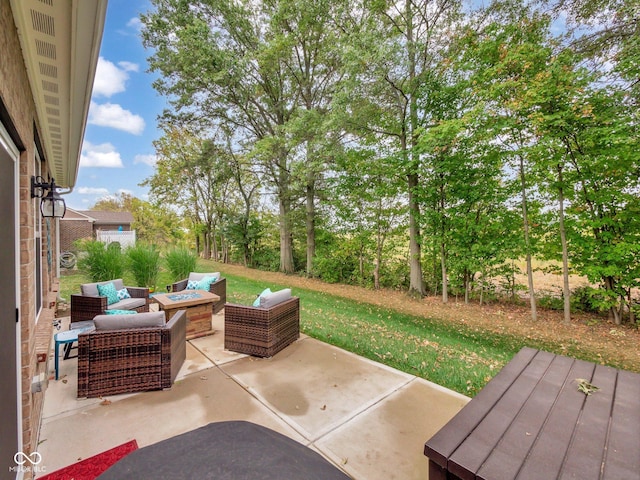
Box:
61 263 517 396
59 260 614 397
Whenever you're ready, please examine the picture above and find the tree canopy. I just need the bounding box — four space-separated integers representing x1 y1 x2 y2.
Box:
139 0 640 324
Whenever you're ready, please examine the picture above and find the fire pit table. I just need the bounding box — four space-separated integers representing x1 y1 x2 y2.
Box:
152 290 219 339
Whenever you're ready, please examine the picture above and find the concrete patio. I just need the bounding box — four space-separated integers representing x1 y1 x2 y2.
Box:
37 311 469 479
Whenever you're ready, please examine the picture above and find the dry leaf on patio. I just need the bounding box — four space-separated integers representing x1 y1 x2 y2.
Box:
320 404 326 410
575 378 599 395
100 399 112 406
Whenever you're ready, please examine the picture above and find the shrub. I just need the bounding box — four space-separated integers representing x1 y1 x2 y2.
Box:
538 290 564 310
127 243 160 290
570 286 601 313
77 240 125 282
164 247 197 281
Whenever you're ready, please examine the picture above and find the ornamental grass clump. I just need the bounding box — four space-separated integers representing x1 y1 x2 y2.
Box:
126 243 160 291
164 247 197 281
76 239 125 282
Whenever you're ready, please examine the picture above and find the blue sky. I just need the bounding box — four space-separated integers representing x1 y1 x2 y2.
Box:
65 0 164 210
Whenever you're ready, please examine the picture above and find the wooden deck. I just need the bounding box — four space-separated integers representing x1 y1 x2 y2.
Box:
424 347 640 480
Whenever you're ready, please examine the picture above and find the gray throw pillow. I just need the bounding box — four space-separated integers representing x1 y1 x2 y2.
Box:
188 272 220 282
259 288 292 309
94 311 166 330
81 278 125 296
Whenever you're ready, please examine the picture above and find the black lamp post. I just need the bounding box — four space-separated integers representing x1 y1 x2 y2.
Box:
31 176 66 218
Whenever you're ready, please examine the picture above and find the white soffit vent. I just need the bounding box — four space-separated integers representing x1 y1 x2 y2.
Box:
9 0 107 188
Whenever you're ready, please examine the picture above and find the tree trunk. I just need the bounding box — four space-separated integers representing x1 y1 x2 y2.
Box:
405 0 424 297
557 164 571 325
519 155 537 321
440 242 448 303
374 205 383 290
203 227 211 259
306 177 316 276
464 269 470 304
279 196 294 273
408 173 424 296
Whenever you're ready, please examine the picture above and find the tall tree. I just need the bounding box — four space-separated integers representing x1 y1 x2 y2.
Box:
142 0 298 272
337 0 465 296
461 10 558 320
268 0 345 275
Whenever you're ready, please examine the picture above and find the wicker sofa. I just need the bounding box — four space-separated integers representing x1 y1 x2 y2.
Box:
224 289 300 357
71 279 149 327
77 310 186 398
171 272 226 314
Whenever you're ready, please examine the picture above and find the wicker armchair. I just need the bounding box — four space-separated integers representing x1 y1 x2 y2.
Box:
77 310 187 398
224 294 300 358
171 272 226 314
71 279 149 327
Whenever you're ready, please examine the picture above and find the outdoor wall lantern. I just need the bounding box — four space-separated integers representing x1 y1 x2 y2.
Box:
31 175 66 218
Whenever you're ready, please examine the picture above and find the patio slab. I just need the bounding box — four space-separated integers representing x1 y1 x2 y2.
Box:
221 336 414 440
38 364 306 474
37 314 469 479
315 378 469 480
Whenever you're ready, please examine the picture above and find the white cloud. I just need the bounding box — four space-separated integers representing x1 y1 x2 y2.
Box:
80 141 124 168
77 186 110 195
127 17 142 30
134 154 157 166
118 61 139 73
88 102 145 135
93 57 130 97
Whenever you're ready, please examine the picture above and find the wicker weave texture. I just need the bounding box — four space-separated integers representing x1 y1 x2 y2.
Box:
77 310 186 398
224 297 300 357
172 277 226 314
71 285 150 326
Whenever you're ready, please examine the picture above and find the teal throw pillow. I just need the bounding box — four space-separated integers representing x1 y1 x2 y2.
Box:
105 309 137 315
186 280 199 290
252 288 272 307
97 282 119 305
116 288 131 301
197 276 217 291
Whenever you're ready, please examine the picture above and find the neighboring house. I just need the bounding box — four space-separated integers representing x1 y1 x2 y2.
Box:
60 208 135 252
0 1 106 477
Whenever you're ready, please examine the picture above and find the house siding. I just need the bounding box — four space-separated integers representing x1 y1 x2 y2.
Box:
1 0 58 473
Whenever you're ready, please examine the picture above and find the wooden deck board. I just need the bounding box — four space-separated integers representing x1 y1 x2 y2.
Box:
423 347 537 470
477 354 573 480
559 364 617 480
424 348 640 480
448 350 555 480
602 369 640 480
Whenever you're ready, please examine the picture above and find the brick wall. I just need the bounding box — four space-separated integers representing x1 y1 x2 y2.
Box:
60 219 93 252
1 0 58 474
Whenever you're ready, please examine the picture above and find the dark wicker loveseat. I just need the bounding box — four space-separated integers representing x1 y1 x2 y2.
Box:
77 310 186 398
224 289 299 358
171 272 226 314
70 279 149 327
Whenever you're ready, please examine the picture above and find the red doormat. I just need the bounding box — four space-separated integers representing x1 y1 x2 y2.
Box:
38 440 138 480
